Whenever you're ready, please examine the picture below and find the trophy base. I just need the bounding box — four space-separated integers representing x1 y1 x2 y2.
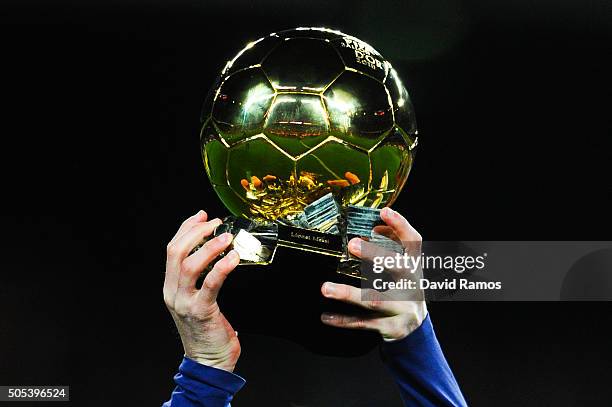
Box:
209 216 366 281
217 243 380 357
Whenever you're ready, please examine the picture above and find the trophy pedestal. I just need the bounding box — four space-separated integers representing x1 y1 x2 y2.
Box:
196 194 403 356
217 242 380 357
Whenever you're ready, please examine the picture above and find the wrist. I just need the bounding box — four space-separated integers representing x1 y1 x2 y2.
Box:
178 356 247 396
383 302 428 342
188 355 237 373
185 345 240 373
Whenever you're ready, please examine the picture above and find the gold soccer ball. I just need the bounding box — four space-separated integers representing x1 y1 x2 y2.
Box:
201 27 418 222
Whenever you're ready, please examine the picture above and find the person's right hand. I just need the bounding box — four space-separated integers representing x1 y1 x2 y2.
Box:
163 210 241 373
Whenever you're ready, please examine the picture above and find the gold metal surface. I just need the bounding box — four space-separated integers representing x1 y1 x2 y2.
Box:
201 27 417 222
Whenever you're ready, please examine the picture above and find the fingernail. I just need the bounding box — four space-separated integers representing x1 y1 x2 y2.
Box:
323 282 336 297
382 207 395 218
220 232 233 243
227 249 240 262
211 217 222 225
349 239 361 252
321 313 335 322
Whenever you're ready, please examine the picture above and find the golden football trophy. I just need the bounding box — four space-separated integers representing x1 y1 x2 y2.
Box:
200 27 417 279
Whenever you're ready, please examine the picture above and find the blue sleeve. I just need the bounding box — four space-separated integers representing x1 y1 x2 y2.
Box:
162 357 246 407
380 314 467 407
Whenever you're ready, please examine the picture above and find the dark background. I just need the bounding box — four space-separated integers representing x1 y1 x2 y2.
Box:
1 0 611 406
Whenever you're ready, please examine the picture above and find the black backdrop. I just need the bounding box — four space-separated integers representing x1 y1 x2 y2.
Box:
1 0 611 406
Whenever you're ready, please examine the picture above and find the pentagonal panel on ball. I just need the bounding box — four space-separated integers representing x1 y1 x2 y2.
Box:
296 140 371 206
200 84 218 123
367 129 413 207
264 94 329 157
222 34 282 77
227 137 296 220
212 68 275 144
212 184 251 219
323 70 394 150
201 122 229 187
331 36 388 82
386 67 417 136
262 38 344 92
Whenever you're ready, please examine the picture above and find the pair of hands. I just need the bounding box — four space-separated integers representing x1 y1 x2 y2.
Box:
163 207 427 373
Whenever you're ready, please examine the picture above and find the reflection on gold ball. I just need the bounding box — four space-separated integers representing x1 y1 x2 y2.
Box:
201 27 418 222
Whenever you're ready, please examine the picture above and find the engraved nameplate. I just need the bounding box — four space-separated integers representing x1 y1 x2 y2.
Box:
277 225 343 257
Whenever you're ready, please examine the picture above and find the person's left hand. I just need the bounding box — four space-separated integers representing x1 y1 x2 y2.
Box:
320 207 428 342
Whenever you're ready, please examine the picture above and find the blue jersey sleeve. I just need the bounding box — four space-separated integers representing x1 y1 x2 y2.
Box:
380 314 467 406
164 315 464 406
162 357 245 407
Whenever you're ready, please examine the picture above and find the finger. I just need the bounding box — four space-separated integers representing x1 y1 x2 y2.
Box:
322 313 414 341
170 210 207 244
165 218 222 301
380 207 421 243
178 232 234 291
347 237 399 260
371 224 397 240
348 237 363 257
320 313 383 332
197 249 240 304
321 282 403 314
169 218 222 261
